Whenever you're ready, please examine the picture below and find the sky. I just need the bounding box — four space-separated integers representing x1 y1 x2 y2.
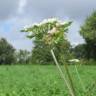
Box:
0 0 96 51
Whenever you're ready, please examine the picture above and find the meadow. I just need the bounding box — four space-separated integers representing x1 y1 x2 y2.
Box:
0 64 96 96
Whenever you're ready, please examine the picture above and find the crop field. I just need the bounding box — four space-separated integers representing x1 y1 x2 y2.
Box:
0 65 96 96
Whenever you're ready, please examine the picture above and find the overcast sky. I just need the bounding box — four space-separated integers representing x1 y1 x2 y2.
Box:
0 0 96 51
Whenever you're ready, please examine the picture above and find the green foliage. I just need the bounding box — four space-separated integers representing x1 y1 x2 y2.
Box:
54 40 72 64
31 40 71 64
0 38 15 64
21 18 72 48
80 11 96 60
80 11 96 41
21 18 72 64
31 41 53 64
72 44 87 59
0 65 96 95
15 50 31 64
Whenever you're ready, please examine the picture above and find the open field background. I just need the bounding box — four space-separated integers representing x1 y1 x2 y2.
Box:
0 65 96 96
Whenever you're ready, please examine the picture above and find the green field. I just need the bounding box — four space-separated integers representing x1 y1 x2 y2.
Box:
0 65 96 96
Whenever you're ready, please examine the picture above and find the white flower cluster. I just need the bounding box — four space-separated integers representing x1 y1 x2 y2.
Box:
39 18 67 26
23 18 57 29
24 18 67 30
32 18 58 27
40 18 57 25
23 18 69 38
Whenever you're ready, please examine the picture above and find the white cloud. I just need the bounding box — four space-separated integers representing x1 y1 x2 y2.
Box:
0 0 96 50
67 21 85 45
0 17 33 51
18 0 27 14
25 0 96 21
0 0 19 20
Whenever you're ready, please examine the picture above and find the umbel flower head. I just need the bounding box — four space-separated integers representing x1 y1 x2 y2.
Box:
21 18 72 47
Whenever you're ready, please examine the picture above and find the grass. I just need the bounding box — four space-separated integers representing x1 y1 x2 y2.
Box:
0 64 96 96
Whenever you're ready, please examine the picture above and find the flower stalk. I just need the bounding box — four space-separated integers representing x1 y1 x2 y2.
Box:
74 65 86 92
51 49 76 96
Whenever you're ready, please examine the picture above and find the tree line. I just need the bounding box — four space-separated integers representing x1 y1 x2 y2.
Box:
0 11 96 65
0 38 31 64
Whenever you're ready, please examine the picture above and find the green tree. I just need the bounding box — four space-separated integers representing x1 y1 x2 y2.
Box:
54 39 72 64
80 11 96 59
0 38 15 64
31 41 53 64
15 49 31 64
31 40 71 64
72 44 86 59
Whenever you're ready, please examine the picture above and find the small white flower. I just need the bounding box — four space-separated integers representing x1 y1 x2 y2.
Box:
39 18 57 25
58 20 67 25
24 23 39 30
47 18 57 22
32 23 40 26
48 27 57 34
68 59 80 63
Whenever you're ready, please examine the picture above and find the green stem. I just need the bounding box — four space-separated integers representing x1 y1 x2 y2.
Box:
50 49 76 96
74 65 86 92
64 63 76 96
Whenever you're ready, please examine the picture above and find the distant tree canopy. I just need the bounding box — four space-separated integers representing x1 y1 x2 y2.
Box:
15 49 31 64
0 38 15 64
72 44 86 59
80 11 96 60
31 39 72 64
31 41 53 64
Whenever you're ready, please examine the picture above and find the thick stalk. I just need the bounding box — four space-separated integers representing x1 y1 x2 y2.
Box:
50 49 76 96
64 63 76 96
